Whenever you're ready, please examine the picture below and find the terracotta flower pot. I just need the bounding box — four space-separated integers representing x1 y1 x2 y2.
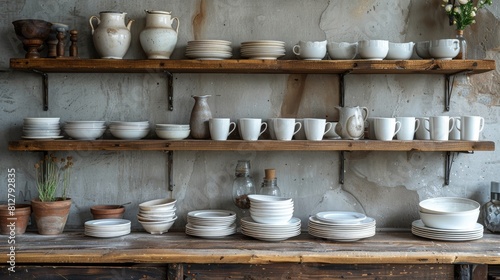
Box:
0 204 31 235
31 198 71 235
90 205 125 219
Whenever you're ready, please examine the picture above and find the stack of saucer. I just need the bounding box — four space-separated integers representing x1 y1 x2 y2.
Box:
185 209 237 238
185 40 232 60
308 211 376 242
84 218 131 238
22 117 63 139
240 216 301 241
240 40 286 60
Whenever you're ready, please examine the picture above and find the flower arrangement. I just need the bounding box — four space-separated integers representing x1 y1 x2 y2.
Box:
34 154 73 202
442 0 493 30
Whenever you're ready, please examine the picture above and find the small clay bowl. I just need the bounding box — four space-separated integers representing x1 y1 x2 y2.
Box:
90 205 125 219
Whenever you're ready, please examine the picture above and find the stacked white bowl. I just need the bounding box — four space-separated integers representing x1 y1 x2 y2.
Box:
418 197 480 230
185 209 237 238
185 40 232 60
155 124 190 140
241 194 300 241
22 117 62 139
109 121 150 140
137 198 177 234
412 197 483 241
64 121 106 140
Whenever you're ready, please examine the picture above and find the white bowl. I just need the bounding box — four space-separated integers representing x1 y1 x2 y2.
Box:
23 124 60 129
357 40 389 60
327 42 358 60
65 121 106 127
248 194 292 204
65 128 105 140
386 42 414 60
419 197 480 214
23 129 61 137
24 117 60 125
139 198 176 210
156 124 190 131
139 208 177 215
415 41 431 59
110 121 149 126
250 213 293 224
139 216 177 234
419 210 479 230
109 128 149 139
429 39 460 60
156 129 190 140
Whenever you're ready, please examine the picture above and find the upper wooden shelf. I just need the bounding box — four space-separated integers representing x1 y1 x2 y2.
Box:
8 139 495 152
10 58 496 75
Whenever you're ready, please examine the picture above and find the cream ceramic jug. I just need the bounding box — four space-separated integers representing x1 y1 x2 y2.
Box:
140 10 179 59
335 106 369 140
89 11 133 59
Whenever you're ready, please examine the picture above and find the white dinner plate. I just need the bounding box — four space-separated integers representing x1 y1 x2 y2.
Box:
315 211 367 224
22 135 64 139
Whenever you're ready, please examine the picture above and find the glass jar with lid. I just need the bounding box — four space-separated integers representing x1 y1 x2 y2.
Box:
232 160 255 209
259 168 281 197
483 181 500 233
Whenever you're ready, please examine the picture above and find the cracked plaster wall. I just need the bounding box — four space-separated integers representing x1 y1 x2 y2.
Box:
0 0 498 231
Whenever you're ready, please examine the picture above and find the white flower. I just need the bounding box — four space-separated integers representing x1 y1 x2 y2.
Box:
454 7 461 13
472 19 476 23
445 4 453 12
471 11 476 17
458 0 468 4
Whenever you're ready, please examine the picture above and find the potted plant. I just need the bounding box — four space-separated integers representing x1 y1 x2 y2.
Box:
31 154 73 235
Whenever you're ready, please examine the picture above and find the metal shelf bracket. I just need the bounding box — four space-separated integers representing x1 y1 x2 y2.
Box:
339 71 351 107
165 71 173 111
166 150 174 191
32 70 49 111
444 70 472 112
339 151 346 184
444 151 473 186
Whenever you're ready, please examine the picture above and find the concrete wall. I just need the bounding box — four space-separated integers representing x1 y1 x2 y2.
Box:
0 0 498 231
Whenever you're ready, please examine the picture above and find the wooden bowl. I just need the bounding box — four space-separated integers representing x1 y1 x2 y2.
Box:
90 205 125 219
12 19 52 58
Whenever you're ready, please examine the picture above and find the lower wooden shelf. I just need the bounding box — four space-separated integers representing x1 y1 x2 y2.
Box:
8 139 495 152
1 231 499 265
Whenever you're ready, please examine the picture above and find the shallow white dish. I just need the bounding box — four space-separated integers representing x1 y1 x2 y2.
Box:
139 216 177 234
139 198 176 210
315 211 367 224
248 194 293 204
411 220 483 241
65 128 105 140
419 210 479 230
156 129 190 140
419 197 480 214
22 135 64 139
110 128 149 140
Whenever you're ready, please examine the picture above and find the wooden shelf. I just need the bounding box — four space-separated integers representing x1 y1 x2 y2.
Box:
8 139 495 152
10 58 496 75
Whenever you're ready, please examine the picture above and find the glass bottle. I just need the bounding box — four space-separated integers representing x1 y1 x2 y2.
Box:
232 160 255 209
259 169 281 196
455 30 467 60
483 181 500 233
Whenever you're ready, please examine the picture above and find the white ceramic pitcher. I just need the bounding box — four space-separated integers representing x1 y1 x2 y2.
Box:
89 11 133 59
140 10 179 59
335 106 369 140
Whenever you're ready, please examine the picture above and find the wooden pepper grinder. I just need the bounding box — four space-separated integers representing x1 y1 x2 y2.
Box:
69 30 78 58
56 30 65 57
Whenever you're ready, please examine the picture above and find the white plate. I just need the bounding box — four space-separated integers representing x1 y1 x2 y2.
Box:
309 216 375 228
188 209 236 219
85 229 130 238
315 211 367 224
85 219 131 227
241 216 300 227
22 135 64 139
411 220 483 233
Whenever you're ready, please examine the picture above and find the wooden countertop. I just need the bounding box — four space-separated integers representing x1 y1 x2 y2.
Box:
2 231 500 265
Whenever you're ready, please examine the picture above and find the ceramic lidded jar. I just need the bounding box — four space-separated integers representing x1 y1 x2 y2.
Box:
89 11 134 59
335 106 369 140
140 10 179 59
189 95 212 139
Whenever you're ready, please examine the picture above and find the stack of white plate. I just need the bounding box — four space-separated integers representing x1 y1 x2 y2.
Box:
411 220 483 241
185 209 237 238
138 198 177 234
248 194 294 224
240 216 301 241
155 124 190 140
64 121 106 140
84 218 131 238
308 211 376 242
240 40 286 60
22 117 63 139
185 40 232 60
109 121 150 140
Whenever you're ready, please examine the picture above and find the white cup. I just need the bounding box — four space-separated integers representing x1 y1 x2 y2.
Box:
238 118 267 141
267 118 278 140
324 122 340 139
292 40 327 60
294 118 306 140
365 117 381 140
209 118 236 141
303 118 332 141
415 117 430 140
396 117 419 140
457 116 484 141
425 116 455 141
273 118 301 141
374 118 401 141
449 117 461 140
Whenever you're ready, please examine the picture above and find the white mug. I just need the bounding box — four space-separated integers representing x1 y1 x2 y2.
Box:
209 118 236 141
294 118 306 140
374 117 401 141
303 118 332 141
396 117 419 141
292 40 327 60
238 118 267 141
267 118 278 140
415 117 430 140
273 118 301 141
449 117 461 140
457 116 484 141
365 117 380 140
425 116 454 141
